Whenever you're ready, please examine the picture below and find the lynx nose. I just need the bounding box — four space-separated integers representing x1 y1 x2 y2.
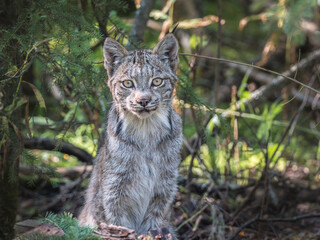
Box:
136 97 151 107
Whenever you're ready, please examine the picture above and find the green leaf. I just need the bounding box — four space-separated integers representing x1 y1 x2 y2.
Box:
4 97 28 113
238 70 251 99
189 34 208 50
22 81 48 123
22 81 46 110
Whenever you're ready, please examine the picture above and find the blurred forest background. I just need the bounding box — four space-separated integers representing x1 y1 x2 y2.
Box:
1 0 320 239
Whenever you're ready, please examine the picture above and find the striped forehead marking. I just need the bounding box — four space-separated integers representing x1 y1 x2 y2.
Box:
131 49 152 65
126 50 155 79
127 64 154 80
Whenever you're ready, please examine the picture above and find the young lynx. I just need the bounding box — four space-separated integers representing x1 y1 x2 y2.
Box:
79 33 182 238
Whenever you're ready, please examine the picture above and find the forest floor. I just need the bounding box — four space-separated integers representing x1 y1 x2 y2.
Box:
17 162 320 240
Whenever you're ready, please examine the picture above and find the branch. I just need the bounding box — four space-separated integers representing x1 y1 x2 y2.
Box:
91 0 108 38
229 62 320 109
23 138 93 163
232 176 263 220
234 52 320 109
19 165 93 180
179 50 320 96
271 67 320 169
127 0 156 50
228 213 320 240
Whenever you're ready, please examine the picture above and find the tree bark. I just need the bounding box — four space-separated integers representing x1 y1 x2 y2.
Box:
127 0 156 50
0 124 20 240
0 1 25 238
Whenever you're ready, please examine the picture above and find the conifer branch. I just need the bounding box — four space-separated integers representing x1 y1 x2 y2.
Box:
91 0 108 38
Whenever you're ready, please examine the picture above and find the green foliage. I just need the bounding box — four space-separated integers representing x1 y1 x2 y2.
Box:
177 71 212 111
247 0 317 45
17 212 100 240
108 11 132 32
43 212 100 240
282 0 315 44
21 149 61 186
257 102 283 141
189 34 209 51
0 0 130 119
0 0 132 172
58 124 99 157
237 70 251 110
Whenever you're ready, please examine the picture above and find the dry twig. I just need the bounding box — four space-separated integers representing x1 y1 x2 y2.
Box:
179 49 320 97
228 213 320 240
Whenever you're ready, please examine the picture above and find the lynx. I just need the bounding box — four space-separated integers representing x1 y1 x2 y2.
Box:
79 33 182 238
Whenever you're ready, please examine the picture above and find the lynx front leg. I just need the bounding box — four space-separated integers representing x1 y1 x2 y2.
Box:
141 197 177 239
101 180 132 227
140 178 178 238
101 170 148 231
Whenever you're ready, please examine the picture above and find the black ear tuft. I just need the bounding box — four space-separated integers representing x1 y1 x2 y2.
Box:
152 33 179 72
171 23 179 34
103 38 128 78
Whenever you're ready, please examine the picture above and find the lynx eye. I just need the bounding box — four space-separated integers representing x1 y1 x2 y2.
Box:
122 80 134 88
152 78 163 86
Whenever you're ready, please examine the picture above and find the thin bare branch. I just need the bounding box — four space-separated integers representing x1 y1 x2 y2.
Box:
230 62 320 109
228 213 320 240
179 50 320 95
271 67 320 170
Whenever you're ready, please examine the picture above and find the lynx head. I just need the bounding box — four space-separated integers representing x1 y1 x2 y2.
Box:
103 34 179 119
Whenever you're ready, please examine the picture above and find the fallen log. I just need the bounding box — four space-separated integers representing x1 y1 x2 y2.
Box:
24 137 93 164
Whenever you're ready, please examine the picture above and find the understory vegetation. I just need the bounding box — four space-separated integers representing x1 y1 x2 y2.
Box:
1 0 319 239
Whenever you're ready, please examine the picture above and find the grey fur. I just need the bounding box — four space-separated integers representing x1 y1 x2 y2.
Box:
79 34 182 238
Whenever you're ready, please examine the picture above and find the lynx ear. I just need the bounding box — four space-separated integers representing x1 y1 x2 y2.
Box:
152 33 179 72
103 38 129 78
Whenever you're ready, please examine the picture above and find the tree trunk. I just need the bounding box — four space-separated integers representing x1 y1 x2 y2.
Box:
127 0 156 50
0 83 21 240
0 145 20 240
0 1 25 238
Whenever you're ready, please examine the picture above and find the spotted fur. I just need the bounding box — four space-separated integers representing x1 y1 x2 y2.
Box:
79 34 182 238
